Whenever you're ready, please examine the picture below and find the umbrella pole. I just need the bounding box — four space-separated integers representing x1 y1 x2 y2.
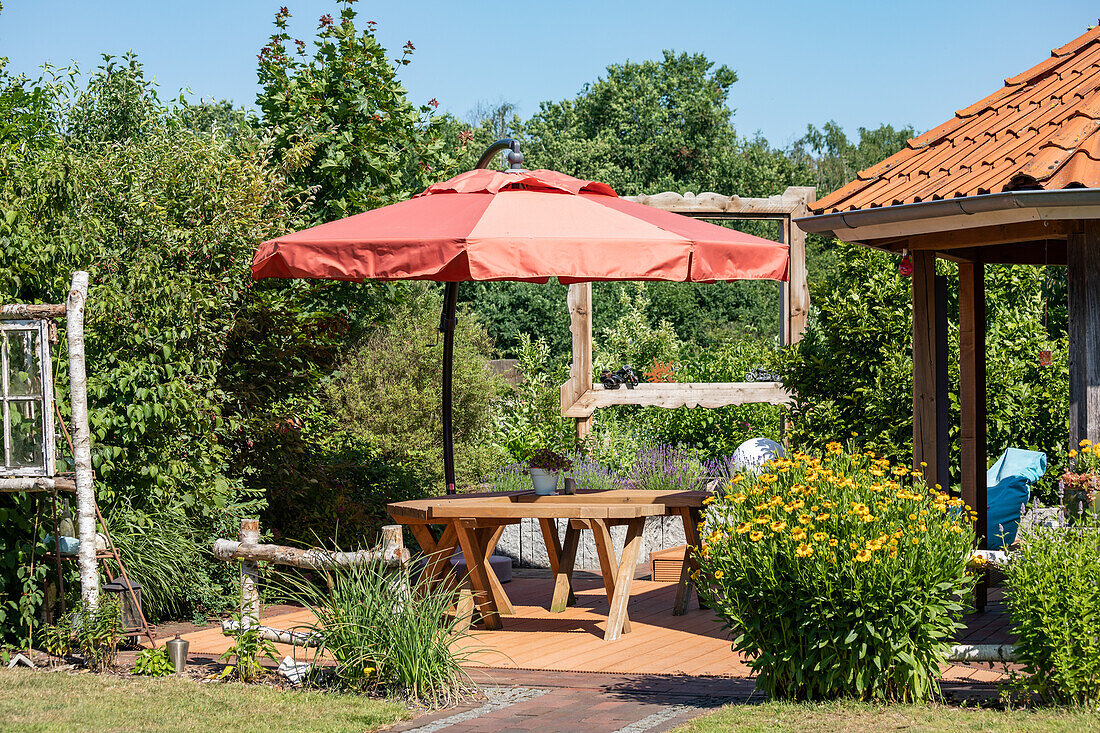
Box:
441 281 459 494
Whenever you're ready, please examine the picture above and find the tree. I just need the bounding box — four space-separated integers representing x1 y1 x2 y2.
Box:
793 121 916 197
257 0 457 223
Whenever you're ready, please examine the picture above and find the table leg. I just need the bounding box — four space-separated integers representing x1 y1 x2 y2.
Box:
477 525 515 615
674 507 703 615
541 518 579 612
455 519 502 630
604 518 644 642
410 522 459 587
589 519 630 633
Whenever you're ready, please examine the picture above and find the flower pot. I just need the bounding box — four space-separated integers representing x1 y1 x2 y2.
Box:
528 468 560 495
1061 472 1100 524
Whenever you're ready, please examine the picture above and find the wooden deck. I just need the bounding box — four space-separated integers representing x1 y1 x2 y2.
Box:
176 570 1010 682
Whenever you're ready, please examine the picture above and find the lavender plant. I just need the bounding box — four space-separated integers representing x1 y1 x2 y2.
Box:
485 463 529 493
628 444 706 491
570 454 626 492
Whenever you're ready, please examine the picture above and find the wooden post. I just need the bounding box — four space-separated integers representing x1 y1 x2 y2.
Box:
911 250 938 486
785 189 812 344
958 262 988 551
935 274 950 491
566 283 593 445
67 271 98 610
239 518 260 625
1069 225 1100 446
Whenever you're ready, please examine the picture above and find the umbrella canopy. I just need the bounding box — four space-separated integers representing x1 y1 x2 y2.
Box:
252 143 789 494
252 167 789 283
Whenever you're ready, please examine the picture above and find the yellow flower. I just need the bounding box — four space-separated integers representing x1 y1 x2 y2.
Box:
1070 449 1079 458
732 475 744 484
849 541 859 550
798 513 813 524
754 516 770 525
750 531 764 542
703 495 714 505
911 537 920 545
714 570 724 580
816 512 830 521
1081 439 1092 448
796 543 814 558
854 549 872 562
908 513 917 521
829 538 838 547
736 521 752 534
812 532 828 542
770 520 787 533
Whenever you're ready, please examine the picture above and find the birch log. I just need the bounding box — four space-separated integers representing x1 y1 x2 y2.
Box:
239 519 260 626
213 524 409 569
0 303 66 319
67 271 97 609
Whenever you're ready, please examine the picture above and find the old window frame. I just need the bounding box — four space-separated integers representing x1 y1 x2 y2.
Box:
0 319 54 477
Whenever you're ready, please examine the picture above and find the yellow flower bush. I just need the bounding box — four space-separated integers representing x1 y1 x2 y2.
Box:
695 447 976 701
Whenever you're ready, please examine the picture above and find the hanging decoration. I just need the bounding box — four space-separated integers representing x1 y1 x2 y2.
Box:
898 249 913 277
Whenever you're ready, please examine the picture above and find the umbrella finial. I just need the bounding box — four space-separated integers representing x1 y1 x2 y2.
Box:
476 138 524 171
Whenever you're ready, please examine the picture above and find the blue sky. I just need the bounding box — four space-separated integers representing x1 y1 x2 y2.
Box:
2 1 1097 146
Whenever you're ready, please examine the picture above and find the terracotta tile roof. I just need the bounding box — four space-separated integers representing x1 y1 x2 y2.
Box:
813 23 1100 214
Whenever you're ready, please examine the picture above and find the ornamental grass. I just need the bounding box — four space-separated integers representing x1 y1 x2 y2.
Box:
695 443 977 701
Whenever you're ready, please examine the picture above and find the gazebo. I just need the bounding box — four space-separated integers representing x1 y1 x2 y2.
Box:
796 23 1100 558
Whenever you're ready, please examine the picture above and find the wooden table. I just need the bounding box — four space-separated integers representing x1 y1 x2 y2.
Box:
387 489 706 641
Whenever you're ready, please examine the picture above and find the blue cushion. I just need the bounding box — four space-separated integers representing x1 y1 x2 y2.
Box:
986 448 1046 548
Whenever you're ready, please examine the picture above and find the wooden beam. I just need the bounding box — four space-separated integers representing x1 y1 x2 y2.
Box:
929 241 1068 266
958 262 987 552
1068 225 1100 446
626 186 817 219
564 283 593 444
886 220 1079 251
911 250 937 486
562 381 791 418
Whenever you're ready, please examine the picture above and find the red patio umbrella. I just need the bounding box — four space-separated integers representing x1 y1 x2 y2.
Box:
252 140 789 493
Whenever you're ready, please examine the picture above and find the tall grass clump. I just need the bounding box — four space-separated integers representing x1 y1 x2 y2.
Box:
280 557 477 705
1005 525 1100 705
696 443 977 701
628 444 705 491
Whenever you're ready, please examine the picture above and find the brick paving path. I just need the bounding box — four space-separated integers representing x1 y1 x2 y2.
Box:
386 667 1005 733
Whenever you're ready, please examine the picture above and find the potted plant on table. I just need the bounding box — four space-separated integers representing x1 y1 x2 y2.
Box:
1062 439 1100 523
527 449 572 496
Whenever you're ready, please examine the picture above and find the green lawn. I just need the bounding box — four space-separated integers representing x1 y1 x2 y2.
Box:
0 669 410 733
673 700 1100 732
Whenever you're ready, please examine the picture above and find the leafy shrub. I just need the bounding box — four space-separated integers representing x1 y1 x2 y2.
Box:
279 556 476 704
41 599 124 672
1005 526 1100 704
132 646 175 677
326 284 507 492
696 445 976 700
494 333 575 461
628 444 706 491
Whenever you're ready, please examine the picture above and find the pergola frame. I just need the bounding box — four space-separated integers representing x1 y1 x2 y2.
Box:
797 188 1100 573
560 186 816 441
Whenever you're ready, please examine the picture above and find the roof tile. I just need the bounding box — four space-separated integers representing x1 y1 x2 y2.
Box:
813 22 1100 214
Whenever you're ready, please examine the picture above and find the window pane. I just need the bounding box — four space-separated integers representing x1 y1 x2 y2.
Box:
9 399 44 469
6 329 42 397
